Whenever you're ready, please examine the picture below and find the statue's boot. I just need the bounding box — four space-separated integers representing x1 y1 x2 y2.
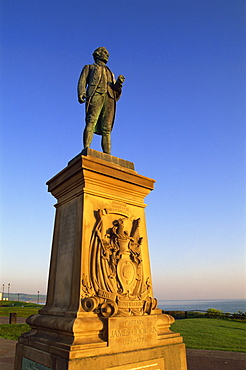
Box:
102 133 111 154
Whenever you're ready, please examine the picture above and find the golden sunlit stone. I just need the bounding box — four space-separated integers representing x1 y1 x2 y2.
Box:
14 149 187 369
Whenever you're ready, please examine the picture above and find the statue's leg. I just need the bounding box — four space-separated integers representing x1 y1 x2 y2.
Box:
83 124 94 149
101 133 111 154
100 96 115 154
84 94 104 149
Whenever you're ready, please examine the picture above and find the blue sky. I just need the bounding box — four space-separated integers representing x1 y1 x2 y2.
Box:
1 0 245 300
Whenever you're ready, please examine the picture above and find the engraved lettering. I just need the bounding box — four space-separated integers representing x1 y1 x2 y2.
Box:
110 326 156 338
109 316 158 350
98 289 117 301
125 319 144 326
105 358 164 370
118 300 143 308
107 201 130 217
111 328 130 338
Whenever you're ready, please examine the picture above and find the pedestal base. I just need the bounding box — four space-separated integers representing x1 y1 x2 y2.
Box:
15 309 187 370
15 341 187 370
15 310 187 370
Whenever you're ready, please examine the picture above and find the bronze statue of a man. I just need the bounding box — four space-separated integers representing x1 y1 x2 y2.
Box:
77 47 125 154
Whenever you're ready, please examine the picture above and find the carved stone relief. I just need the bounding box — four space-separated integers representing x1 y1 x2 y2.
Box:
81 209 157 317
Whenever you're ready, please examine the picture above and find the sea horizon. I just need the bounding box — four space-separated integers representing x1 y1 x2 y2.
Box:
3 294 245 313
158 298 246 314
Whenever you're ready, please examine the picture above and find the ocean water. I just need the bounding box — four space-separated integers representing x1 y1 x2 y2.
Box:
158 299 246 313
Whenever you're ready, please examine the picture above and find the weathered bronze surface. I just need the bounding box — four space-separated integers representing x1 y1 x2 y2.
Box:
78 47 125 154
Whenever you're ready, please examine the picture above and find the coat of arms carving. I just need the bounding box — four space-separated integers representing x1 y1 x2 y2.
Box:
81 209 157 317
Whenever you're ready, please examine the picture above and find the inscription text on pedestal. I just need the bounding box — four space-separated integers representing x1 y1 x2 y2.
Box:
109 315 157 350
106 358 165 370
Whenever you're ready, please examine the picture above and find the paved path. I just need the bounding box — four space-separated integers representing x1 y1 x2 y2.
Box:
0 338 17 370
186 348 246 369
0 316 27 325
0 338 245 370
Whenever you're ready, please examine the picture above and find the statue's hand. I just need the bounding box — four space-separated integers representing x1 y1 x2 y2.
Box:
114 75 125 92
78 94 86 104
118 75 125 83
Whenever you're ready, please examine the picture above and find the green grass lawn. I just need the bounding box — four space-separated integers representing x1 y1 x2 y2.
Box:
1 304 246 353
0 324 30 340
0 301 42 318
0 301 40 340
171 318 246 352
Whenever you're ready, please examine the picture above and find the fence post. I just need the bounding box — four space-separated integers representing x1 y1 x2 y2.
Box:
9 312 17 324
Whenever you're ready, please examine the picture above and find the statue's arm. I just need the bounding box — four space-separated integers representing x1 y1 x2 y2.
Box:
113 74 125 101
114 75 125 91
77 65 90 104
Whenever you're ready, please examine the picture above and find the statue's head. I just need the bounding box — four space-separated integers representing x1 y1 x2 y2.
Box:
93 47 110 64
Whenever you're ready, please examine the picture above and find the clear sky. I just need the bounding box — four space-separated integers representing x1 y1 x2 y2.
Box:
1 1 245 300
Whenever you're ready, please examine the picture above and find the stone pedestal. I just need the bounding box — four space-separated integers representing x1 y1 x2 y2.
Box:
15 149 187 370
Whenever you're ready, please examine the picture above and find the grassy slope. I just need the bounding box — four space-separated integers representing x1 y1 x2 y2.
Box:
0 324 30 340
171 318 246 352
0 302 38 340
1 303 246 352
1 318 245 351
0 301 42 318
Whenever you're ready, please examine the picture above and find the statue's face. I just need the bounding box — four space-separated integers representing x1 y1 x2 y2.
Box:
95 48 109 63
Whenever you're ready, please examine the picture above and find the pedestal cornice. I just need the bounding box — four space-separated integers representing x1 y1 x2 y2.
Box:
47 150 155 205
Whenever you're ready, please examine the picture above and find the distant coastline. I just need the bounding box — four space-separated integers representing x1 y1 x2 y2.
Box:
2 294 245 314
1 292 46 304
158 299 246 313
